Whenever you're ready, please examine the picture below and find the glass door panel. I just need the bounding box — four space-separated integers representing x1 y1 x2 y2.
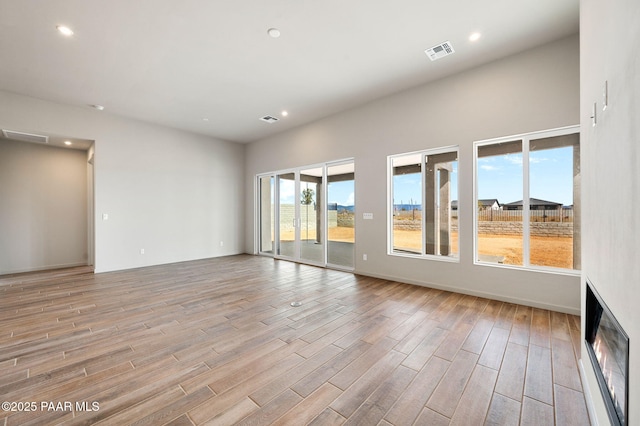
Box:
277 172 296 259
327 162 355 269
258 175 274 254
299 167 324 264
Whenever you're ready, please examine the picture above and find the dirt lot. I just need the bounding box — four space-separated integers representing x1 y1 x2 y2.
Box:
281 227 573 269
393 230 573 268
279 227 355 243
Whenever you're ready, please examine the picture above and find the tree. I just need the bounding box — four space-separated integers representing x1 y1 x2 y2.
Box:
301 188 315 241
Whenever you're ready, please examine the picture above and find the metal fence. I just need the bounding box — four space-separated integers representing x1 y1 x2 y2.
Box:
474 209 573 222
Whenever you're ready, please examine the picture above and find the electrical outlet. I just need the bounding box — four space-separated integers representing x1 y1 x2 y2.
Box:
140 248 145 255
363 254 368 261
220 241 224 247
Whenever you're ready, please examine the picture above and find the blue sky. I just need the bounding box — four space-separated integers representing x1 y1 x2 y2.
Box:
279 146 573 208
392 163 459 207
391 146 573 208
478 146 573 206
328 181 355 206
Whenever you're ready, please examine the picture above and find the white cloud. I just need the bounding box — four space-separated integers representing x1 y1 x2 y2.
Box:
346 192 355 206
504 154 523 165
480 165 498 171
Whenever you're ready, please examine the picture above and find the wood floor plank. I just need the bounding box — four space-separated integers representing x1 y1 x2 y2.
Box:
237 389 302 426
449 365 498 425
414 407 450 426
329 350 406 418
426 350 479 418
342 364 415 426
401 326 448 371
520 396 554 426
484 393 521 426
249 344 342 406
509 305 532 347
291 340 372 398
478 326 510 370
271 383 342 426
384 356 451 425
524 344 554 405
0 255 588 426
554 384 590 426
551 337 583 391
530 308 551 348
495 342 528 402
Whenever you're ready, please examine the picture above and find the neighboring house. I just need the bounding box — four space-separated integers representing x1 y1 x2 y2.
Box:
502 198 563 211
453 199 501 211
478 199 501 210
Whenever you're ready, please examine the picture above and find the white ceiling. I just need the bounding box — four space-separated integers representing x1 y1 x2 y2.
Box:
0 0 579 144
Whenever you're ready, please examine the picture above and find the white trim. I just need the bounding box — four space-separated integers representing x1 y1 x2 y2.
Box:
355 270 581 316
580 358 600 426
387 146 459 262
473 125 580 273
256 158 355 270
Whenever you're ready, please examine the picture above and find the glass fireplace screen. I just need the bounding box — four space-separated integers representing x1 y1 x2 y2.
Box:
585 279 629 426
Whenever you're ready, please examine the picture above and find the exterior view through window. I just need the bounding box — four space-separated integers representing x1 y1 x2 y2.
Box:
475 126 580 270
257 160 355 270
389 147 458 259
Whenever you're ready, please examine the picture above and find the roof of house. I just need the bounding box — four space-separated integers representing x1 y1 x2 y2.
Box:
479 199 500 207
503 198 562 207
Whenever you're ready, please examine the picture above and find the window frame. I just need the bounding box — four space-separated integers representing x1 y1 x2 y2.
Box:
387 145 459 262
473 125 580 275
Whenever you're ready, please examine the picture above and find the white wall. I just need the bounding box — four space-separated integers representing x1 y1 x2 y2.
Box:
245 35 581 313
0 91 245 273
580 0 640 423
0 139 88 273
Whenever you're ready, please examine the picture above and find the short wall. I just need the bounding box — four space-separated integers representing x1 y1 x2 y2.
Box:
395 219 574 237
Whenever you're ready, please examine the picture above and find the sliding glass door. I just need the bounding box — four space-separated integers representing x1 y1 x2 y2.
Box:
299 167 324 264
277 172 296 259
258 175 275 255
257 159 354 270
327 162 355 269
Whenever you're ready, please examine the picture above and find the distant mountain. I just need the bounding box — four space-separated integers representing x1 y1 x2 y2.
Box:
328 203 355 212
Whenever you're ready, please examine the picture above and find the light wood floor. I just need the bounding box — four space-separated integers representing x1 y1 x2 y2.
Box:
0 255 590 425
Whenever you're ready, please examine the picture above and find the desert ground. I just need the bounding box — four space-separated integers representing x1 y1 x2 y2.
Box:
281 227 572 269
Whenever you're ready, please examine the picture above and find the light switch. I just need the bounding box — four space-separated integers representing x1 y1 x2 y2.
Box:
363 213 373 220
102 213 109 221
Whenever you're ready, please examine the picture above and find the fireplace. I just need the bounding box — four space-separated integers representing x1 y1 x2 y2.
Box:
585 279 629 426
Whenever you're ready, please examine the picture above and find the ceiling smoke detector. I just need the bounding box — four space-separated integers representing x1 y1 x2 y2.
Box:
425 41 455 61
260 115 279 123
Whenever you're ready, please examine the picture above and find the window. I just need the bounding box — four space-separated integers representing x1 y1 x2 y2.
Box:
389 147 458 260
474 126 580 271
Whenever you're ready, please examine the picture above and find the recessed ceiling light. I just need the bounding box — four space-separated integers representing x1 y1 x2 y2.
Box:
469 32 481 42
267 28 281 38
64 141 72 146
56 25 74 36
91 104 105 111
281 111 288 117
202 118 210 122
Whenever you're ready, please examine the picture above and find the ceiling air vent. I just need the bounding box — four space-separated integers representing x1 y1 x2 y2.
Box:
1 129 49 145
260 115 279 123
425 41 455 61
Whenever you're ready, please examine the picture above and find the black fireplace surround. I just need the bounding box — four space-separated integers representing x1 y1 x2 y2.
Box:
585 279 629 426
